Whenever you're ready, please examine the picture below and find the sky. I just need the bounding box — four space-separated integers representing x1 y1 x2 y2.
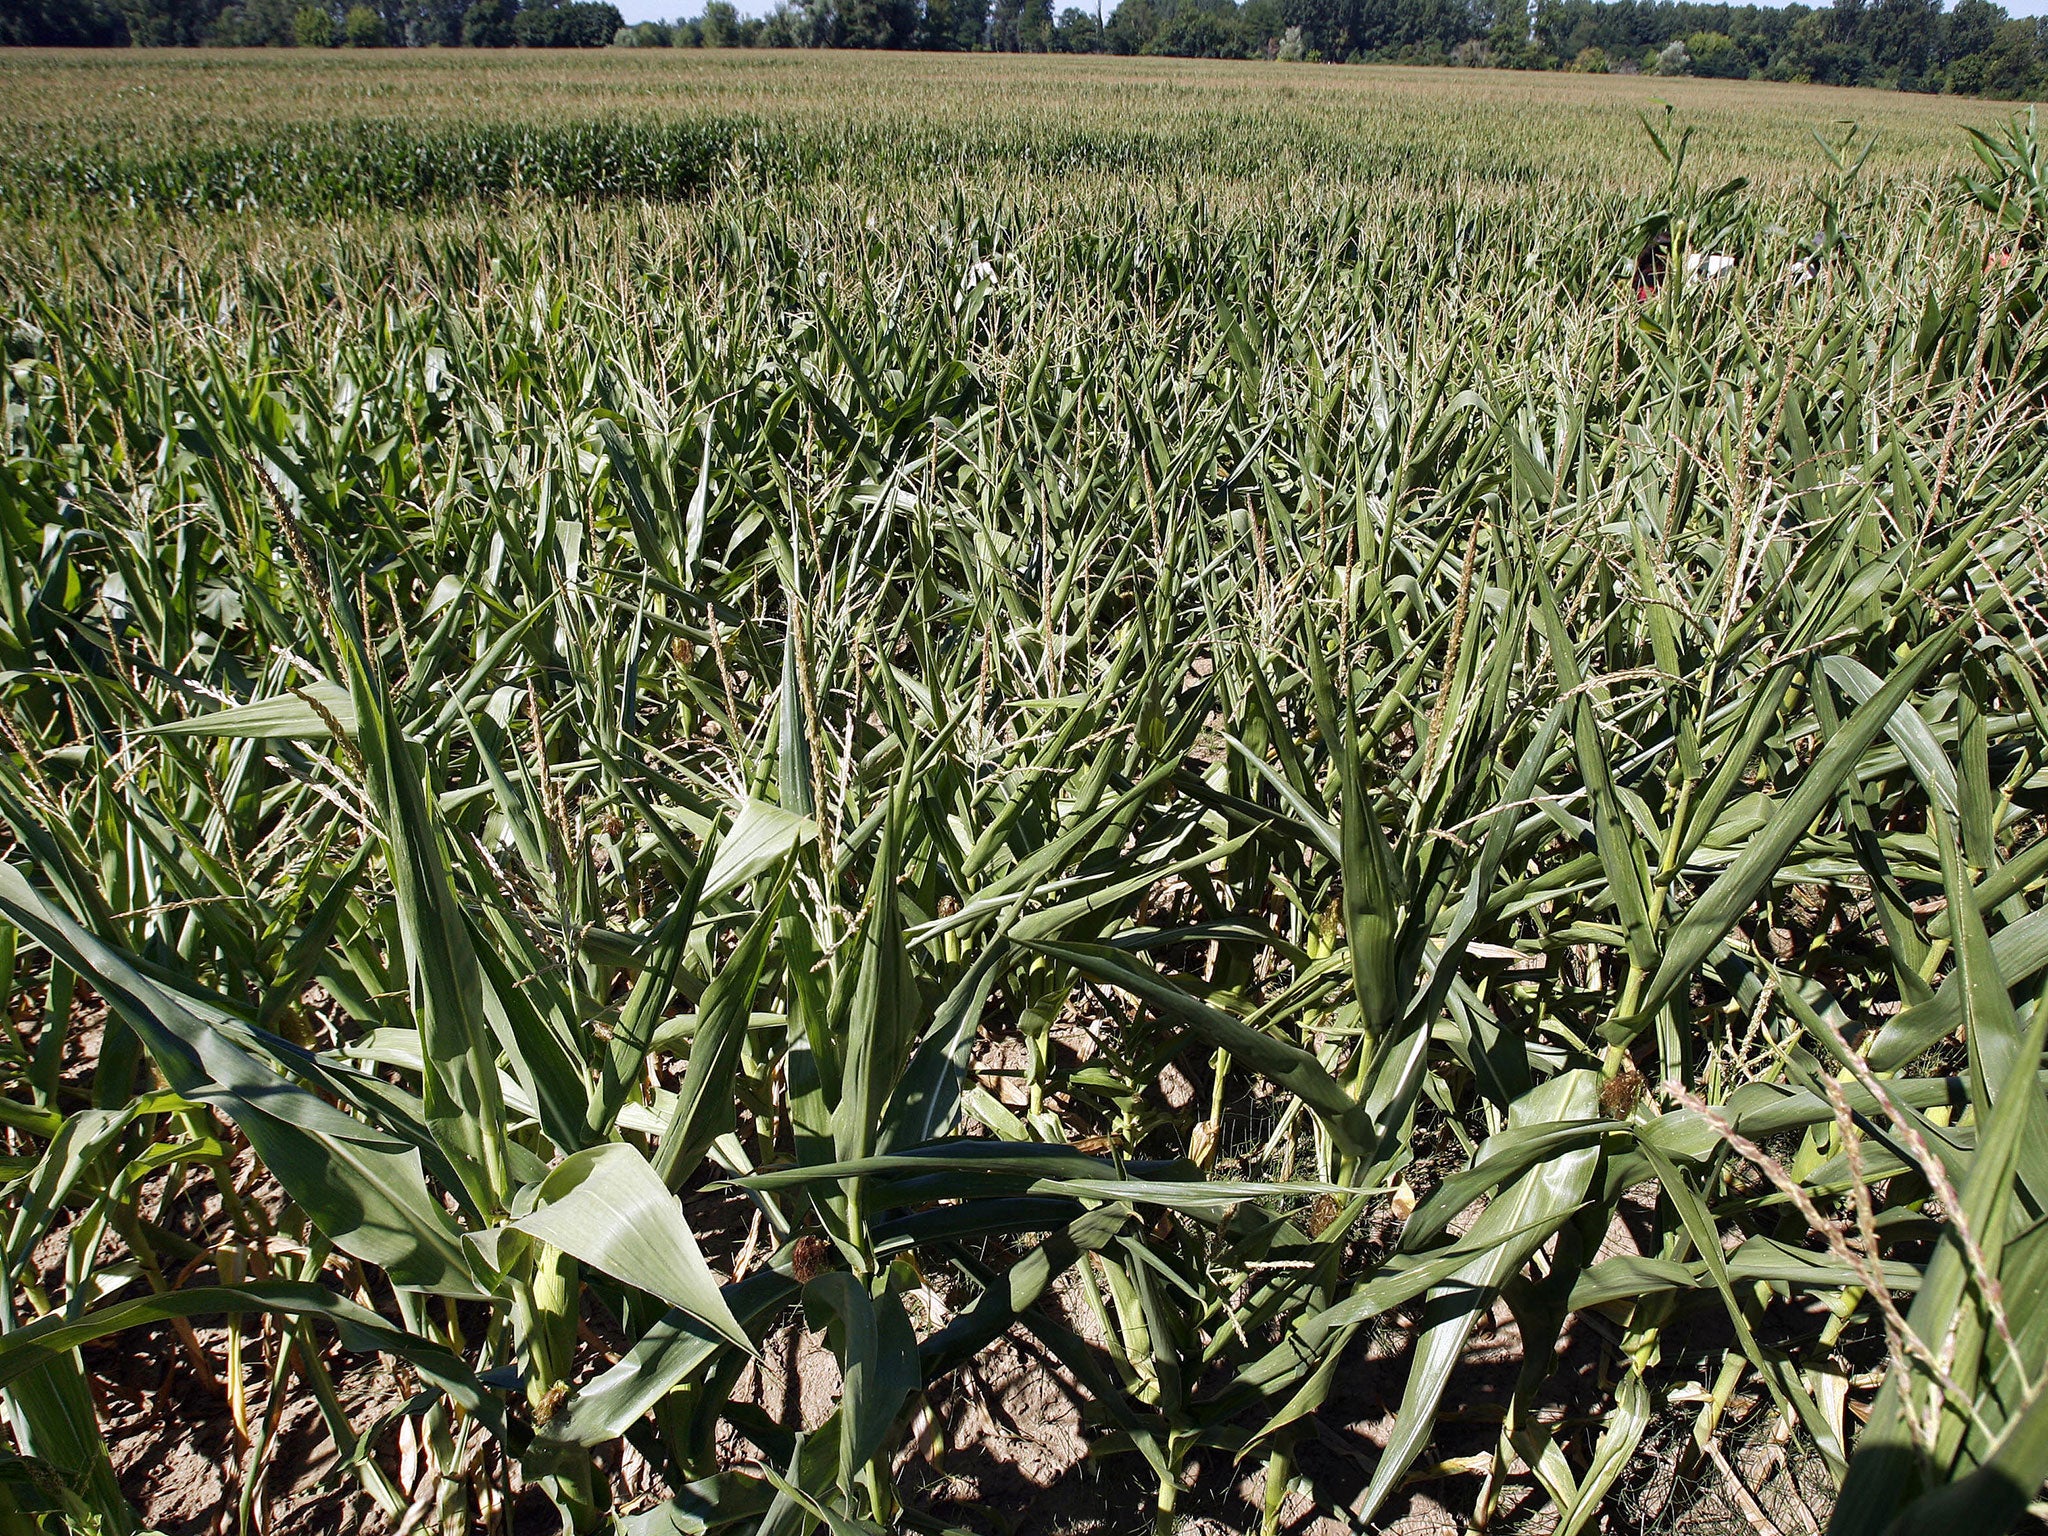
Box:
611 0 2048 26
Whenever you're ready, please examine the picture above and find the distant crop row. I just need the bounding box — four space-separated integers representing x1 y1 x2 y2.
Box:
0 116 1329 216
16 0 2048 103
1 120 768 217
0 101 1534 217
0 51 2018 222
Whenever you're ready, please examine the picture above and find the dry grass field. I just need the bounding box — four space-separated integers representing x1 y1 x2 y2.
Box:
0 48 2027 198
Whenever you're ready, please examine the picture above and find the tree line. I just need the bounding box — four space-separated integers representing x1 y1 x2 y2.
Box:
4 0 2044 98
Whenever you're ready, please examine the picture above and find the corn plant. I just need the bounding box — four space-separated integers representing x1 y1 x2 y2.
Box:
0 67 2046 1536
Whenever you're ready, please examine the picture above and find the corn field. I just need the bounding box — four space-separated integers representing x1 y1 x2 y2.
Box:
3 51 2048 1536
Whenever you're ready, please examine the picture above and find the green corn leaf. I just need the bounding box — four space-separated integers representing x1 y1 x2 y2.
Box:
1401 1119 1611 1249
0 1282 506 1444
338 602 514 1213
832 782 925 1167
617 1476 776 1536
704 798 817 905
1624 624 1965 1034
0 1356 132 1536
1820 654 1958 817
1881 1372 2048 1536
509 1143 749 1351
879 933 1012 1153
739 1138 1161 1190
802 1273 920 1494
921 1205 1131 1376
1532 578 1658 973
1870 906 2048 1071
1353 1069 1602 1524
593 873 708 1142
535 1273 794 1452
1024 939 1373 1155
144 680 357 740
0 864 481 1295
653 891 782 1187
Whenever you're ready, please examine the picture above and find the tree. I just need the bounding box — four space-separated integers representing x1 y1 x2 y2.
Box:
917 0 952 45
1863 0 1937 79
949 0 989 47
505 0 617 40
461 0 515 44
62 0 2007 74
837 0 919 47
987 0 1023 45
207 0 300 45
1829 0 1865 49
1486 17 1529 59
1148 5 1247 53
1053 5 1103 46
1372 0 1478 56
1241 0 1282 46
756 4 798 39
119 0 227 44
1306 0 1373 58
400 0 469 44
986 0 1056 48
1931 0 2009 89
1 0 129 41
1104 0 1156 50
1938 0 2000 64
512 0 562 40
1768 5 1867 81
759 2 821 40
1981 13 2041 92
569 2 621 40
700 0 738 42
1686 27 1745 72
344 2 387 40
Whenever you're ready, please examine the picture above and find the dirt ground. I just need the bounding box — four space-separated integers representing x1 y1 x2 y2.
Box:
43 986 1922 1536
91 1281 1871 1536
